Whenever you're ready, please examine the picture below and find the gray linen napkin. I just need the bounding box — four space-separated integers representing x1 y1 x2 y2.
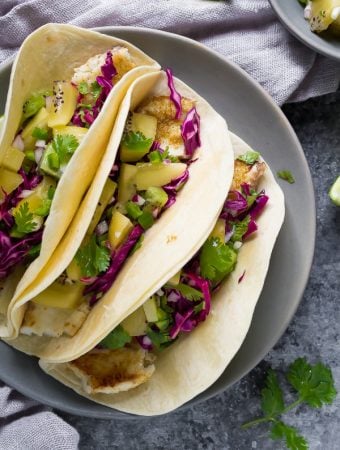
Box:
0 0 339 104
0 381 79 449
0 0 339 448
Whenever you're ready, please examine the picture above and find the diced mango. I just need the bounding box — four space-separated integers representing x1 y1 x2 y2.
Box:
143 296 158 323
134 162 187 190
32 281 84 309
108 210 133 249
21 107 49 151
53 126 88 142
117 163 138 203
12 176 56 216
121 307 147 336
210 218 226 242
87 179 117 235
2 146 25 172
66 259 82 281
48 81 78 127
168 270 181 286
0 168 23 201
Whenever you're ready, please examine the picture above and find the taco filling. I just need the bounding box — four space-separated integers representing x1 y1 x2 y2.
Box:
20 70 202 338
0 47 138 281
60 151 268 395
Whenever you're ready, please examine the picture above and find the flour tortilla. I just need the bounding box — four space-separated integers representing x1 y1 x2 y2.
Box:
39 133 285 415
0 23 160 337
6 71 234 360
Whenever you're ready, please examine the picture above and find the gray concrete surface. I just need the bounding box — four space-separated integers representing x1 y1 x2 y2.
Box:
58 90 340 450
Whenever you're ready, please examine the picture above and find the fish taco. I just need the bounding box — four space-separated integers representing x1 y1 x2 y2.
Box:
0 24 160 337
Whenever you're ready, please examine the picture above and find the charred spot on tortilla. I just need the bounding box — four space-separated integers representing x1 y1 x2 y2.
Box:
166 235 177 243
68 347 155 394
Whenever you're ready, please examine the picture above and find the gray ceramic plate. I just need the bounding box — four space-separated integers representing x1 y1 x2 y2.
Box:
0 27 315 419
270 0 340 61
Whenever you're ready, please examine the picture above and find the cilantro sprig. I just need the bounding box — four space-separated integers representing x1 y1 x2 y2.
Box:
242 358 337 450
200 237 237 284
166 283 203 301
122 131 152 151
13 202 37 235
237 150 260 165
75 235 110 277
277 170 295 184
148 148 179 163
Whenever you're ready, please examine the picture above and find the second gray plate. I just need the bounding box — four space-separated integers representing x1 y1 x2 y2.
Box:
0 26 315 419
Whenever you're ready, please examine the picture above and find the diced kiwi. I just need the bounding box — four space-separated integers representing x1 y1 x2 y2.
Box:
47 81 78 127
134 162 187 190
117 163 138 203
108 210 133 249
210 218 226 242
21 107 49 151
87 179 117 235
2 146 25 172
53 125 88 142
39 143 59 178
143 296 159 322
32 281 84 309
0 168 23 201
121 307 147 336
144 186 168 207
12 176 56 217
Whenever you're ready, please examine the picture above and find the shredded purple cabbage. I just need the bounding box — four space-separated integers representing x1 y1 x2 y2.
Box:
85 225 144 306
181 107 201 157
0 230 42 279
224 191 248 217
249 193 269 219
162 168 189 209
165 68 182 120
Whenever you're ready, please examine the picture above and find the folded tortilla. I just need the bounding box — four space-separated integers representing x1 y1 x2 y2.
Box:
5 71 234 359
39 133 285 415
0 23 160 337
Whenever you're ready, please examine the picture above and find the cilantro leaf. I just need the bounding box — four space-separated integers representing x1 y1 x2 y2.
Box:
35 199 52 217
100 325 131 349
148 148 179 164
287 358 337 408
231 215 250 242
78 81 89 95
277 170 295 184
271 421 308 450
75 235 110 277
237 150 260 165
171 283 203 301
122 131 152 151
13 202 36 234
200 237 237 283
91 81 102 99
52 134 79 164
32 127 49 140
261 369 285 418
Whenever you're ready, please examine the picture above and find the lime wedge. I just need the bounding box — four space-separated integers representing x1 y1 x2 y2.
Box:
329 176 340 206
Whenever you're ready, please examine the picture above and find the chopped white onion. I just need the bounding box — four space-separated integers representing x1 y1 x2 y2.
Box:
34 147 44 164
35 139 46 148
96 220 108 235
331 7 340 20
168 291 180 303
19 189 33 199
304 5 312 20
45 96 53 110
12 134 24 151
152 207 160 218
135 195 146 206
233 241 243 250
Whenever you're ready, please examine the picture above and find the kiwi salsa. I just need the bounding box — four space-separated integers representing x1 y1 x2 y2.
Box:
301 0 340 35
0 48 136 280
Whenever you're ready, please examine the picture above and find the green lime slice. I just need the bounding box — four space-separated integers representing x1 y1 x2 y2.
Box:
329 176 340 206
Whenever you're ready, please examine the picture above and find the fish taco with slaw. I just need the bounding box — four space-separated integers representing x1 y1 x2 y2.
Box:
39 133 285 415
0 23 160 337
